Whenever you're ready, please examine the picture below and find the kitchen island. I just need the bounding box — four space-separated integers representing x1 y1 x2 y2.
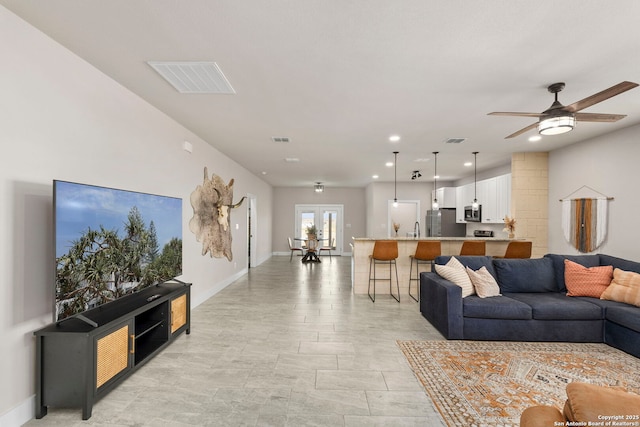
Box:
351 237 525 297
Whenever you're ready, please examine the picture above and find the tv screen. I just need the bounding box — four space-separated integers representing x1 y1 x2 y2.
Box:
54 180 183 322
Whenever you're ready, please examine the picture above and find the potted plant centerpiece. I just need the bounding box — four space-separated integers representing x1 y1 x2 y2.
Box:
305 224 318 240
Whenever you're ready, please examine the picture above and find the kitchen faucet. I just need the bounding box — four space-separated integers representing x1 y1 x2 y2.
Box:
414 221 420 238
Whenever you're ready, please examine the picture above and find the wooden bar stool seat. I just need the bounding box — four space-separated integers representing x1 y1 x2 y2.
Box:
409 241 441 302
495 241 532 258
368 240 400 303
460 240 486 256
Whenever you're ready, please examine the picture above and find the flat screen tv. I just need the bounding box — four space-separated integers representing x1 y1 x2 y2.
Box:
54 180 183 322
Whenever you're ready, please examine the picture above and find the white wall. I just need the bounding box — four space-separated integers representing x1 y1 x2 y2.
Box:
548 124 640 259
0 7 272 425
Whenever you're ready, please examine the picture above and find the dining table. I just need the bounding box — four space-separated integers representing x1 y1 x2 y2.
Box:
296 237 326 263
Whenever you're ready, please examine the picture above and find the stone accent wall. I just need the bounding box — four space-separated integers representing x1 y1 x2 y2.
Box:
511 152 548 258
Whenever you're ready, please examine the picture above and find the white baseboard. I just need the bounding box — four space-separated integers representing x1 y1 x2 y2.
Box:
1 395 34 427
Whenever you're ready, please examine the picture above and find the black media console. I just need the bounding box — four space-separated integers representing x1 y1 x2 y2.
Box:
34 281 191 420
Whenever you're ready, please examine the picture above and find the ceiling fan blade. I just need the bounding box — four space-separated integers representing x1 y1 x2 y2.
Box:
488 112 542 118
575 112 627 122
505 122 538 139
565 81 639 113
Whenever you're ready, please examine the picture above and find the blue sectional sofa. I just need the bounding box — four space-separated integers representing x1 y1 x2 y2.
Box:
419 254 640 358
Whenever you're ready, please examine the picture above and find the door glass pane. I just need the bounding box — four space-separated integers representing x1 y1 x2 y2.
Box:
300 211 316 239
322 210 337 248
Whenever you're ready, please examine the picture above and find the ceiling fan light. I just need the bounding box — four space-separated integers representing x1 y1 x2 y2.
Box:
538 114 575 135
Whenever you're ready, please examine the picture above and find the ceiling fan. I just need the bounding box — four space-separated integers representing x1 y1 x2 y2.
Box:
488 81 639 139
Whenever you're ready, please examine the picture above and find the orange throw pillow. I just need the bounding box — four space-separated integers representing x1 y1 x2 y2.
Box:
564 259 613 298
600 268 640 307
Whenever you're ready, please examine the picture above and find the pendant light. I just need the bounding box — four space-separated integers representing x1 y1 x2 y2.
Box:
472 151 479 211
432 151 439 210
393 151 399 208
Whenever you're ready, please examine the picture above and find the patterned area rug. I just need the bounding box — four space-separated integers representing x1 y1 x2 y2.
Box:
397 341 640 426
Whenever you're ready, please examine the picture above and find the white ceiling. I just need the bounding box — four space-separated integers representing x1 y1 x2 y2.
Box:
3 0 640 187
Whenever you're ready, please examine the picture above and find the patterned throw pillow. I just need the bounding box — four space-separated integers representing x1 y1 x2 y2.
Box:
435 256 475 297
466 266 501 298
600 268 640 307
564 259 613 298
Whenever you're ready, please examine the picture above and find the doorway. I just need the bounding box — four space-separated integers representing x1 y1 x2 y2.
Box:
247 194 257 268
294 204 343 256
387 200 421 238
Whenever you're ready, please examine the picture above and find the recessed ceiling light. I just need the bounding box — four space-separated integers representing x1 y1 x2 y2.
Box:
464 162 473 167
528 135 542 142
385 162 394 167
284 157 300 163
389 135 401 142
261 171 267 175
414 158 430 162
372 175 379 179
434 175 440 179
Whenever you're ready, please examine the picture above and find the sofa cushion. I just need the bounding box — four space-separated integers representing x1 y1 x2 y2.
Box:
434 256 475 297
599 254 640 274
600 268 640 307
435 255 497 278
605 305 640 333
463 295 532 319
544 254 601 292
504 293 603 320
466 266 501 298
564 259 613 298
493 258 556 293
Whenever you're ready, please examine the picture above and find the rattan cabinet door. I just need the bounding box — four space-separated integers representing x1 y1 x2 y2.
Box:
170 294 187 334
95 323 131 389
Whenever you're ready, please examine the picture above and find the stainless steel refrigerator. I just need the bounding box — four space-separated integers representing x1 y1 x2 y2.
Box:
426 208 466 237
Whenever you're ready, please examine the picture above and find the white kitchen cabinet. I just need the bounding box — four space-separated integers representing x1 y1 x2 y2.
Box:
479 177 497 223
455 183 474 223
495 173 511 222
432 187 457 209
454 173 511 224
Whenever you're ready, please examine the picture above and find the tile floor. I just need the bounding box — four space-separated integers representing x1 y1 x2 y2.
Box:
26 256 446 426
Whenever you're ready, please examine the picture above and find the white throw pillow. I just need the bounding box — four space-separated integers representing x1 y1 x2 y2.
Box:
435 256 475 297
466 266 502 298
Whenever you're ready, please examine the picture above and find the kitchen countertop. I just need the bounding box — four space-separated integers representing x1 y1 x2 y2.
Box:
352 236 516 242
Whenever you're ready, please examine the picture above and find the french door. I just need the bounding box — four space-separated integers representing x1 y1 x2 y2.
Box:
294 204 343 256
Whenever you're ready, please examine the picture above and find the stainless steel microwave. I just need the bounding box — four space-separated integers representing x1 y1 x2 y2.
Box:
464 205 482 222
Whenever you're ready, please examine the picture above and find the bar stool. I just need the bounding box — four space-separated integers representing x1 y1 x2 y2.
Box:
408 241 441 302
368 240 400 303
494 241 532 258
460 240 486 256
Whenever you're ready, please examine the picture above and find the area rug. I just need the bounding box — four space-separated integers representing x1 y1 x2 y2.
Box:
397 340 640 426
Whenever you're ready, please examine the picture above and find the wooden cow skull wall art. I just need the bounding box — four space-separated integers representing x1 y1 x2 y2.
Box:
189 167 246 261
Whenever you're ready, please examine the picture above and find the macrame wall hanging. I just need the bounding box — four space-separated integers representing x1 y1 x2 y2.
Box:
560 185 613 253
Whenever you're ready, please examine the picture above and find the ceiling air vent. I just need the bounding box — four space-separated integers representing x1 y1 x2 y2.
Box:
444 137 467 144
272 137 290 143
147 61 236 94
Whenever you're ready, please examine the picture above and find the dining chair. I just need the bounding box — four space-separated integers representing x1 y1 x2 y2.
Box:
318 237 335 260
288 237 304 261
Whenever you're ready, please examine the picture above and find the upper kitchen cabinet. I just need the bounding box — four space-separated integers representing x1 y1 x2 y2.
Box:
432 187 457 209
480 174 511 224
455 173 511 224
455 183 474 223
495 173 512 223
